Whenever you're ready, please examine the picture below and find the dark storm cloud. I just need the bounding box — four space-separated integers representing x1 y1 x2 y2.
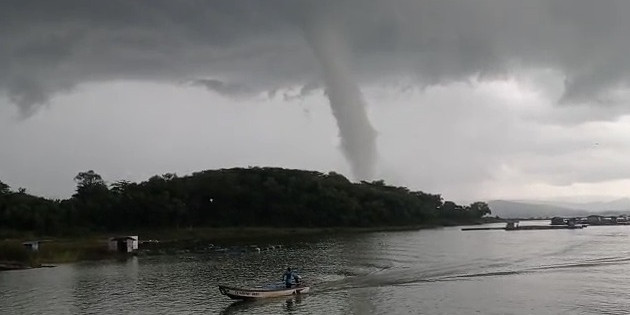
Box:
189 79 253 97
3 0 630 181
282 82 322 101
0 0 313 115
4 0 630 111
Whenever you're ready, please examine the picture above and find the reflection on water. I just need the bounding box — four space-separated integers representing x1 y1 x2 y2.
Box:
219 295 306 315
3 222 630 314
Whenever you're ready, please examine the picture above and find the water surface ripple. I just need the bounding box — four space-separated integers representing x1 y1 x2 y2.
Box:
2 222 630 314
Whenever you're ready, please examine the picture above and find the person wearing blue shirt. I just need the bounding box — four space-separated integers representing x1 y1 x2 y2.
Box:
283 267 300 288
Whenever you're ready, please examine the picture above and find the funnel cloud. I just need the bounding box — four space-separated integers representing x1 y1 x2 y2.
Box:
305 16 377 180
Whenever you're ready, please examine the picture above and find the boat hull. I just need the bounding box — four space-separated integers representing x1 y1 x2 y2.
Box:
219 285 310 300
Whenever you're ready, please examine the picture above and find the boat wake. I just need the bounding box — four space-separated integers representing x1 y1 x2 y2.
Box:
315 255 630 293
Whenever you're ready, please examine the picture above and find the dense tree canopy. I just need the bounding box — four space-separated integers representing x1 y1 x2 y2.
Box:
0 167 491 236
0 180 9 195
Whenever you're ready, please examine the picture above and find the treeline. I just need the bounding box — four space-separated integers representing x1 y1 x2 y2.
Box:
0 167 491 236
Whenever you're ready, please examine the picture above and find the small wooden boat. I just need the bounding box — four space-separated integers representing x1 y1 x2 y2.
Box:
218 284 310 300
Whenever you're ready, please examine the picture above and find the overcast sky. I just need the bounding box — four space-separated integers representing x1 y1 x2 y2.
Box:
3 0 630 203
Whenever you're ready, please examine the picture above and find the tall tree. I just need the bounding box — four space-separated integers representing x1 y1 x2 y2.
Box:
74 170 105 189
73 170 109 199
469 202 492 217
0 180 10 195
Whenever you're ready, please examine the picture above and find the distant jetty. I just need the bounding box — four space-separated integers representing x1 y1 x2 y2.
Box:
462 221 586 231
550 215 630 226
462 214 630 232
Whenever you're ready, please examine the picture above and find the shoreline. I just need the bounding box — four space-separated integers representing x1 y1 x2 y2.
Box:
136 224 442 241
133 217 505 242
1 220 498 269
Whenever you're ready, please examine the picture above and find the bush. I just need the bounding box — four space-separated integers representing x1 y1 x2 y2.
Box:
0 241 30 263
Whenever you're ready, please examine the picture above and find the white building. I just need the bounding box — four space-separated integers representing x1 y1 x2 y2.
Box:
22 240 41 251
108 236 139 253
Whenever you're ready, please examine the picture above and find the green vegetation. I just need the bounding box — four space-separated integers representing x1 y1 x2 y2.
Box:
0 240 115 268
0 167 491 237
37 240 113 263
0 241 31 264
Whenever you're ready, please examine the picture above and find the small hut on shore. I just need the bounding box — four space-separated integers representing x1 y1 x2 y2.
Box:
22 240 51 252
108 236 139 253
551 217 566 225
505 220 520 230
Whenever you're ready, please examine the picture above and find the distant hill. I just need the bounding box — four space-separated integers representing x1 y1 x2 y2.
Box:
488 199 630 218
534 198 630 212
488 200 590 218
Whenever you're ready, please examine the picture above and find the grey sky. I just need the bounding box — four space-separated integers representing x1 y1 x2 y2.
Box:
2 0 630 203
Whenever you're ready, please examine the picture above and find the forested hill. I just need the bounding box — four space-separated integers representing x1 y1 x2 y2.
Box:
0 167 491 236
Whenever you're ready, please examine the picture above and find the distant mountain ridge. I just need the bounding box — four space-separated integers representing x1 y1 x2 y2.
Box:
488 199 630 219
532 198 630 212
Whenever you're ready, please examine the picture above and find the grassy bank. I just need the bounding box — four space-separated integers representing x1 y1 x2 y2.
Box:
1 225 440 266
0 241 33 267
1 219 496 267
132 217 499 242
0 239 116 268
127 224 450 243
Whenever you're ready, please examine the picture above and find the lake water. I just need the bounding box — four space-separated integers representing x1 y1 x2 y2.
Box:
2 222 630 314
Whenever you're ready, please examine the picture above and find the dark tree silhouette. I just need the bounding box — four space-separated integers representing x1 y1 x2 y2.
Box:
0 167 491 236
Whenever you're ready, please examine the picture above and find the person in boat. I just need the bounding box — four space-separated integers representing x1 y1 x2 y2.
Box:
283 267 301 288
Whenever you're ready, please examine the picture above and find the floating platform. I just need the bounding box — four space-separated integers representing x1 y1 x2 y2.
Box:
462 225 587 231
